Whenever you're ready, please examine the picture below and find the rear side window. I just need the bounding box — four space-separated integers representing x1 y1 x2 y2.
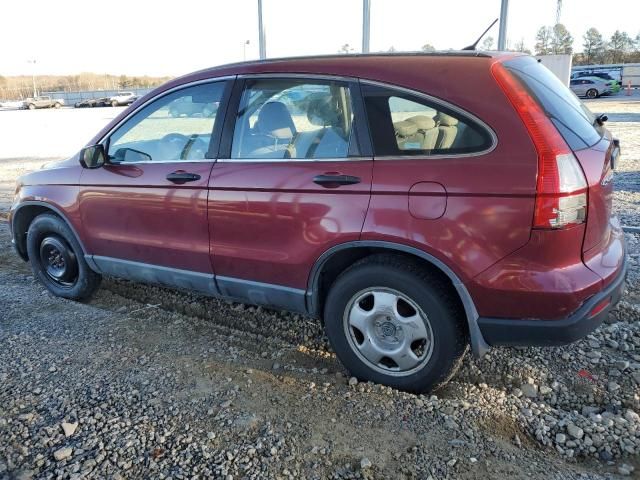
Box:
504 57 602 150
231 79 354 160
361 84 493 157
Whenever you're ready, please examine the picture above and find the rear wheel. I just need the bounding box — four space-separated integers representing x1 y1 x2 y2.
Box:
54 102 61 108
26 214 101 300
323 254 467 393
111 100 118 107
586 88 598 99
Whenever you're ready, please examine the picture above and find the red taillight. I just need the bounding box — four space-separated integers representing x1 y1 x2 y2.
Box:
492 62 588 229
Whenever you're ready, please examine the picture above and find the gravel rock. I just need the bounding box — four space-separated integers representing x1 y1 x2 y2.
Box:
61 421 78 437
53 447 73 462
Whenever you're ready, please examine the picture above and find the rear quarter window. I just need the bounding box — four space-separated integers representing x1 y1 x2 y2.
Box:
504 57 602 150
361 84 493 157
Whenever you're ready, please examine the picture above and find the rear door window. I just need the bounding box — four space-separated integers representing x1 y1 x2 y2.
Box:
504 56 602 150
361 84 493 157
231 79 354 160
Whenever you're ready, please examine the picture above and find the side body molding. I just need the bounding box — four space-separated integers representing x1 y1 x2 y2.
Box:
307 240 489 358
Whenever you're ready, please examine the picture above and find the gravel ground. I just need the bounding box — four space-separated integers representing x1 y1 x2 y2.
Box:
0 97 639 479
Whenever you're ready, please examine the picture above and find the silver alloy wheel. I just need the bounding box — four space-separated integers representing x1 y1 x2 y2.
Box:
343 287 434 377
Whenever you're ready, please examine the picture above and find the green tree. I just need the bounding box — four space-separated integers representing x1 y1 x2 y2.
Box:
481 36 495 50
582 28 604 64
421 43 436 52
535 26 553 55
608 30 633 63
551 23 573 54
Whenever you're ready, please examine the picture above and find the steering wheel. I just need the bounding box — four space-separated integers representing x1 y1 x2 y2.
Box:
161 133 207 160
161 133 190 145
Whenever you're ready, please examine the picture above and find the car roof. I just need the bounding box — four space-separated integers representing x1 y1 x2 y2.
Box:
173 50 522 83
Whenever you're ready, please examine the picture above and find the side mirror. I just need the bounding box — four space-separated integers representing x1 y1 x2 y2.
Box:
80 144 106 169
112 147 152 163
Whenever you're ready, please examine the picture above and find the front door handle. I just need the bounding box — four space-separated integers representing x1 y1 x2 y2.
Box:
313 174 361 188
166 171 201 184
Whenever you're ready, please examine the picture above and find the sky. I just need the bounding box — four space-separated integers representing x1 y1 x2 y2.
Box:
1 0 639 77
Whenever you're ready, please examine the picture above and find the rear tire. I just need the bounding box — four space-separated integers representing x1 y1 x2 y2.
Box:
586 88 598 99
54 102 61 108
26 214 101 300
323 254 467 393
111 100 118 107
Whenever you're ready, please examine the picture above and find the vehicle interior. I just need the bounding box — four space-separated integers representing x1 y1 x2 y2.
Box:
231 80 353 159
107 85 224 162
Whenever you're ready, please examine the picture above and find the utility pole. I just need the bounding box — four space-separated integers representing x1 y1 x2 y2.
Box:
497 0 509 50
27 59 37 97
258 0 266 59
243 40 250 61
362 0 371 53
555 0 562 25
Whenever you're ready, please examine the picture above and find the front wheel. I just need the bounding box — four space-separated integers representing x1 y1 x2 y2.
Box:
111 100 118 107
324 254 467 393
54 102 61 108
26 214 101 300
28 104 36 110
586 88 598 99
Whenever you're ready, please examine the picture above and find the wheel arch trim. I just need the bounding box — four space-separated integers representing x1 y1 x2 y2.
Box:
307 240 489 357
11 201 98 272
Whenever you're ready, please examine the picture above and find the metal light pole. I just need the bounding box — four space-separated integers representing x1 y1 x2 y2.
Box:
362 0 371 53
243 40 250 61
497 0 509 50
258 0 266 59
27 59 37 97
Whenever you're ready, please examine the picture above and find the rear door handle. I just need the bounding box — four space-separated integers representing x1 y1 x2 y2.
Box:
313 174 361 187
166 171 201 184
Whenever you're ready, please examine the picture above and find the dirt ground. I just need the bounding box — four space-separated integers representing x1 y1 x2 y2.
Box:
0 97 639 479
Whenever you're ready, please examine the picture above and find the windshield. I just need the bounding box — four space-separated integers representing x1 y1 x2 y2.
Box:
504 56 602 150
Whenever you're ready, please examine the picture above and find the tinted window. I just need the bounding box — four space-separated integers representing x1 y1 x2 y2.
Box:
108 81 226 163
504 56 602 150
361 84 493 157
231 79 353 160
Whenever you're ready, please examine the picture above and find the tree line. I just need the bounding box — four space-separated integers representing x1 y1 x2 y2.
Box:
0 73 171 101
534 25 640 65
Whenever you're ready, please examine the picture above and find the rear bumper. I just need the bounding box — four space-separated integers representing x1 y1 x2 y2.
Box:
477 255 627 347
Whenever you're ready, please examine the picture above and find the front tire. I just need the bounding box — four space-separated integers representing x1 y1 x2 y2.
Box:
28 104 36 110
324 255 467 393
111 100 118 107
586 88 598 99
54 102 61 108
26 214 101 300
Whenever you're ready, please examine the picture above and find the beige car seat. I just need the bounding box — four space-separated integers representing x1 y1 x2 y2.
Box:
406 115 438 150
434 112 459 149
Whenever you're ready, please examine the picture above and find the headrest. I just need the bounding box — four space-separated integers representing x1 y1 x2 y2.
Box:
393 120 418 137
435 113 459 127
256 101 295 139
307 95 340 126
406 115 436 130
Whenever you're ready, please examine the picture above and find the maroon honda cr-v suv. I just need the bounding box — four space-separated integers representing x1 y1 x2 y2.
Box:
10 52 626 392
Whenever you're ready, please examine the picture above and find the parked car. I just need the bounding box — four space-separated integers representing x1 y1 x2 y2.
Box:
74 99 99 108
9 52 626 393
572 70 620 86
23 96 64 109
569 77 612 99
109 91 138 107
168 97 219 117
